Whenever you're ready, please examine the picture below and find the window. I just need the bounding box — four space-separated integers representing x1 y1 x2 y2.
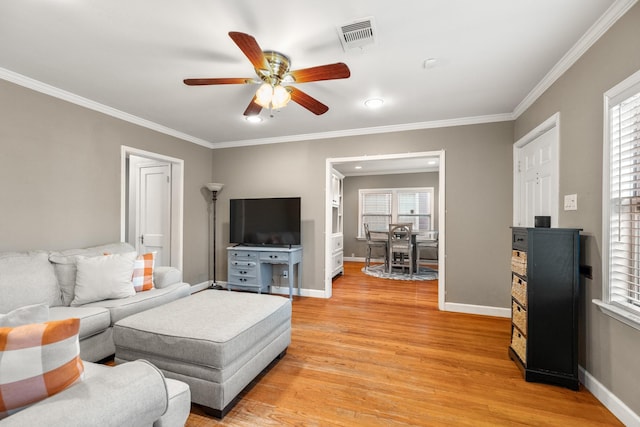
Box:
598 70 640 330
358 187 434 237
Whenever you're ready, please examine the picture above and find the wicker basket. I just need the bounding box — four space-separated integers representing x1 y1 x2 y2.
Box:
512 300 527 334
511 250 527 277
511 328 527 364
511 275 527 307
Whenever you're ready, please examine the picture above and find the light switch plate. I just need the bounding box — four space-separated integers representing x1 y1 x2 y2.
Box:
564 194 578 211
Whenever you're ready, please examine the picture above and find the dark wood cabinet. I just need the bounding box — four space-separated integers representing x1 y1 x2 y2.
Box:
509 227 581 390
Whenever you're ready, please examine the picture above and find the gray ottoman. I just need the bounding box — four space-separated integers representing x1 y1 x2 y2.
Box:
113 290 291 418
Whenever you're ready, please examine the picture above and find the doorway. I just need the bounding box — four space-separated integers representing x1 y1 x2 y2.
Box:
120 146 184 271
325 151 446 310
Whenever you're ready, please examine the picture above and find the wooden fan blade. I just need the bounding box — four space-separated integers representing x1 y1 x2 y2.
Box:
183 78 252 86
289 87 329 115
243 96 263 116
288 63 350 83
228 32 269 71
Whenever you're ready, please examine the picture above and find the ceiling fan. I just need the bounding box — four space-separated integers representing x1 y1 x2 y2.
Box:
183 32 351 116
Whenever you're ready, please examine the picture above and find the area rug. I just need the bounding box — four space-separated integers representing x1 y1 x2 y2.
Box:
362 264 438 281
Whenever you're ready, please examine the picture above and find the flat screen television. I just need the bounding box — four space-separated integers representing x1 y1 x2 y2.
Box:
229 197 301 246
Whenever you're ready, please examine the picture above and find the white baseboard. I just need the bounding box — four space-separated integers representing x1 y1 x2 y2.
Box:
344 256 366 262
579 366 640 426
444 302 511 318
270 285 327 298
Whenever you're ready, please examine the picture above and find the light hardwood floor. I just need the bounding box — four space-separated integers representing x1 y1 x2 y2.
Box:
186 261 621 426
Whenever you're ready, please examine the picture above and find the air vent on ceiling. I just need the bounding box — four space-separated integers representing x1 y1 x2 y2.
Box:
337 17 377 51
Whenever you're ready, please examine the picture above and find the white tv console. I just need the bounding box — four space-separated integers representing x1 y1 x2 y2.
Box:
227 246 302 300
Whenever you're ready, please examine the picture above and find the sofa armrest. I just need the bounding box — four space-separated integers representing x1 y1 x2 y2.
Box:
1 360 168 427
154 266 183 289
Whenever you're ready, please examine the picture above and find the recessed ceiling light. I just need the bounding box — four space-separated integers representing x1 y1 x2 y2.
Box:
428 160 437 165
355 165 363 170
245 115 262 123
364 98 384 109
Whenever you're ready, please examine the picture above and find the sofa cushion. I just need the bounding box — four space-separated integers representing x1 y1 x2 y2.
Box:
132 252 155 292
81 282 191 325
153 266 183 289
71 252 137 307
49 307 111 340
0 252 62 313
0 360 168 427
0 304 49 327
49 243 136 306
0 318 84 419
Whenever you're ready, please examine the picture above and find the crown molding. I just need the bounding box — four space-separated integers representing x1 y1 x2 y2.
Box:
1 65 512 149
513 0 638 118
210 113 515 149
0 67 213 149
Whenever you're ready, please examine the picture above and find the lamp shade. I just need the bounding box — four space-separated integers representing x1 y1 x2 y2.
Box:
206 183 224 192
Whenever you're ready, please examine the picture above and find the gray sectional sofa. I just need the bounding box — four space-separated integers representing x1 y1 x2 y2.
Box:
0 242 191 362
0 242 192 426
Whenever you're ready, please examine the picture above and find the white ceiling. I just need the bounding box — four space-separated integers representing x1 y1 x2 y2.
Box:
0 0 629 149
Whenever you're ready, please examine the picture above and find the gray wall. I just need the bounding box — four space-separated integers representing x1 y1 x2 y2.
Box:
0 79 213 285
514 3 640 416
342 172 439 258
212 121 514 307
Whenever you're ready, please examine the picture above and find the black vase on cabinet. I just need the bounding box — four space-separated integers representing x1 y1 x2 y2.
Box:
509 227 581 390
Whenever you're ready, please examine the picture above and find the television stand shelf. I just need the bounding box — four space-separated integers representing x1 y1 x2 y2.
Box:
227 246 302 300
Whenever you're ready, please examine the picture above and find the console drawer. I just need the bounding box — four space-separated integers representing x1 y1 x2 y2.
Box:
512 228 528 251
260 252 290 262
229 251 258 262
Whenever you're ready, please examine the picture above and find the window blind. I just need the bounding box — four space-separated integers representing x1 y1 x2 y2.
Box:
397 191 431 230
362 192 392 231
609 91 640 312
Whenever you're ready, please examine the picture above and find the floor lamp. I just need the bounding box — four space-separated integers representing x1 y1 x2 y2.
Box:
206 183 224 289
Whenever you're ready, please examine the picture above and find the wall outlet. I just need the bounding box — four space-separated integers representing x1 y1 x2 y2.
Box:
564 194 578 211
282 270 288 279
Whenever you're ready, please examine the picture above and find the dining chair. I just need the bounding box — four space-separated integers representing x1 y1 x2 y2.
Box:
364 223 388 270
388 223 413 276
416 230 438 270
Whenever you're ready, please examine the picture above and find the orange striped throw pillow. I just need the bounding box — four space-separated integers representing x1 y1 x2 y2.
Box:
0 318 84 419
131 252 155 292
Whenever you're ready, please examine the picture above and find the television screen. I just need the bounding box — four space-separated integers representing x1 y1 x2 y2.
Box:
229 197 301 246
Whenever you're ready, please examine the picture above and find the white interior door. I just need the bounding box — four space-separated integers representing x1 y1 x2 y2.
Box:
516 126 559 227
139 163 171 265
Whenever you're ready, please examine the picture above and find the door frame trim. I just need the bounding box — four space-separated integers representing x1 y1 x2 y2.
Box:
513 112 560 227
325 150 446 311
120 146 184 271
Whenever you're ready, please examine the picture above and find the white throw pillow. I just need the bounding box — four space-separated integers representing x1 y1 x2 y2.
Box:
0 303 49 327
71 252 137 306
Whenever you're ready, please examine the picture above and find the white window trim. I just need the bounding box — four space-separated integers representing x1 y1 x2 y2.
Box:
596 68 640 332
357 187 434 238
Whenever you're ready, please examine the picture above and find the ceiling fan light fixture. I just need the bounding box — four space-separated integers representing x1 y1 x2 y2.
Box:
255 83 291 110
255 83 273 109
271 85 291 109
